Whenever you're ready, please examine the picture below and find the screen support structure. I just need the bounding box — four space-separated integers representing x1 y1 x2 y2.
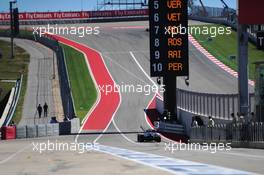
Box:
238 0 264 122
149 0 189 123
163 75 177 121
238 24 249 121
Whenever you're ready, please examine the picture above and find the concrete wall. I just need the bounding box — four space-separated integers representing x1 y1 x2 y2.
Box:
156 96 231 137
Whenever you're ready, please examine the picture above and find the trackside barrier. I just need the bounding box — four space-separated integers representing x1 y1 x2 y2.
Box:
177 89 255 120
70 118 80 134
15 123 59 139
53 123 60 136
155 121 185 135
156 95 164 114
190 125 229 142
156 90 255 120
190 122 264 143
16 125 27 139
46 123 59 136
46 124 53 136
26 125 37 138
37 124 47 137
1 126 16 140
59 121 71 135
13 119 77 139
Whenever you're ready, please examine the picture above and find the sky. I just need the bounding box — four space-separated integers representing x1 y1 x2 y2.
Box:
0 0 237 12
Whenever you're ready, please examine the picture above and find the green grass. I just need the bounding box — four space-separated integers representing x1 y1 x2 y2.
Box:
190 24 264 80
0 83 13 102
0 40 29 124
62 44 97 121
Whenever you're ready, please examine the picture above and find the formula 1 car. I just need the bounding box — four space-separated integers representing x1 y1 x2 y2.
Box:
137 129 161 142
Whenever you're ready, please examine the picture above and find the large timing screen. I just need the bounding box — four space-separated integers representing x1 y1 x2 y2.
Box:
149 0 189 77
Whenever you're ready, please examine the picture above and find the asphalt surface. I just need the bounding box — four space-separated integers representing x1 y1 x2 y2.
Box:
0 136 170 175
0 38 63 125
62 21 261 174
63 20 254 94
0 21 262 175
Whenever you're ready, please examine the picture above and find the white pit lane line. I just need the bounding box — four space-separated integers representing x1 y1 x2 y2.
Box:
96 144 255 175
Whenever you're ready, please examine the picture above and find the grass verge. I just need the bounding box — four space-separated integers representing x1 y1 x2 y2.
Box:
190 24 264 80
62 44 97 121
0 39 29 124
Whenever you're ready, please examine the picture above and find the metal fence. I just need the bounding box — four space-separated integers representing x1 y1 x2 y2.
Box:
191 6 224 17
177 89 255 120
190 122 264 142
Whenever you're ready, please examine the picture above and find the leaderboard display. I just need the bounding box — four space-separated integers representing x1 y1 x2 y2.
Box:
149 0 189 77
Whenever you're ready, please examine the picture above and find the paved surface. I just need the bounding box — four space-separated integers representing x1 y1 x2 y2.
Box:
64 21 260 174
0 137 169 175
65 21 254 94
0 21 261 175
0 38 63 125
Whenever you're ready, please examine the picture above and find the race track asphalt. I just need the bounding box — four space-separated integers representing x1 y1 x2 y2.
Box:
60 21 261 174
0 21 261 175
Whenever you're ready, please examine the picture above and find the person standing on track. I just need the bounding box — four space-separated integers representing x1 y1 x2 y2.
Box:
37 104 42 118
43 102 48 117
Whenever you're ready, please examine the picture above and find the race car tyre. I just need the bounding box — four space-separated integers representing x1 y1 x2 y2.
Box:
137 135 144 142
156 137 161 142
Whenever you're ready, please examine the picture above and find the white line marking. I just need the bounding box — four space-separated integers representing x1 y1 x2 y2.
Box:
0 144 31 165
129 51 179 144
103 54 148 85
97 145 255 175
129 51 158 91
